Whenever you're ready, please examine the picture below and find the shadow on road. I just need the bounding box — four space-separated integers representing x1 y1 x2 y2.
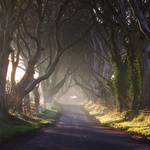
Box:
1 104 150 150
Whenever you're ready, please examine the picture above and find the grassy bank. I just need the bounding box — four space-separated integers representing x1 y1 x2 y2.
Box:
0 107 59 142
84 101 150 138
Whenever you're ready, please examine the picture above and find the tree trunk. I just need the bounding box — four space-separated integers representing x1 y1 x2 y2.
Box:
130 58 141 110
0 52 10 114
115 64 129 112
23 95 31 115
33 86 40 114
142 42 150 108
9 90 24 113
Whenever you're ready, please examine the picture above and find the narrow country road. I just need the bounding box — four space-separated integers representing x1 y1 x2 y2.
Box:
1 105 150 150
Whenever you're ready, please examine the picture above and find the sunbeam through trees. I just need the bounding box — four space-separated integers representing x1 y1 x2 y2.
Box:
0 1 150 150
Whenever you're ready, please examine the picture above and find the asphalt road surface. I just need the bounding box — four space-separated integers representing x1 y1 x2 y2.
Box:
1 105 150 150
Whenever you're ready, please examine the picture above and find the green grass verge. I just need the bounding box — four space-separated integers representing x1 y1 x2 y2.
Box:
0 107 60 142
38 107 59 125
0 124 39 141
84 101 150 137
96 113 150 136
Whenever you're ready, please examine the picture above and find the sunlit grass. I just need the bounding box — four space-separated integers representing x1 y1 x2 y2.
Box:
85 101 150 136
38 107 59 125
84 101 107 116
96 112 124 124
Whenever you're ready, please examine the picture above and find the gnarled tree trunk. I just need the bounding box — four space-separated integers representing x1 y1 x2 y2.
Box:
142 42 150 108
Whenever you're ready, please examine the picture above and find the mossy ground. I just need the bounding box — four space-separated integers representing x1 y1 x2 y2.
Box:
84 101 150 137
0 107 59 142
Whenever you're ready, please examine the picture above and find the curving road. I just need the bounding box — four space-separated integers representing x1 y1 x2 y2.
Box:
1 105 150 150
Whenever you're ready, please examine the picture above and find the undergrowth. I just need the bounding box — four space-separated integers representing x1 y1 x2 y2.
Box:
84 101 150 137
0 107 59 142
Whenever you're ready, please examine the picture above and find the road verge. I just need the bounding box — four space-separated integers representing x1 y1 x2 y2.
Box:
84 101 150 143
